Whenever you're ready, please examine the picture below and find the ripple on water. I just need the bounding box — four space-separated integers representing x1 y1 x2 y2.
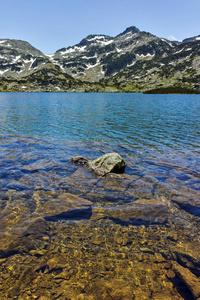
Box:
0 92 200 298
0 134 199 231
0 135 199 299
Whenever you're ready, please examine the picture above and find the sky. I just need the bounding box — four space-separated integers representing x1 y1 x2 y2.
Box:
0 0 199 54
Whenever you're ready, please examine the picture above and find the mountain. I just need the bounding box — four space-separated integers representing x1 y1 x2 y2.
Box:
49 26 175 82
0 27 199 93
182 35 200 43
0 39 49 77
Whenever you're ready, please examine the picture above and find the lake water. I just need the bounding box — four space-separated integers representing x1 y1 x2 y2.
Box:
0 92 199 150
0 92 200 299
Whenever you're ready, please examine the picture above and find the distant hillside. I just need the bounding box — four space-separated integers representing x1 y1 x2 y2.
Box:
0 27 199 93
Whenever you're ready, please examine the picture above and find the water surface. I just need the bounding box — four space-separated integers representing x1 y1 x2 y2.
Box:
0 93 199 299
0 92 199 151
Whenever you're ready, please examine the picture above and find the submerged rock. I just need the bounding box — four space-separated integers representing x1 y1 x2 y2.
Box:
70 156 88 165
71 153 126 176
172 262 200 299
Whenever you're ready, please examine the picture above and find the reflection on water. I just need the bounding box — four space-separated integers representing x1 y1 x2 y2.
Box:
0 93 200 299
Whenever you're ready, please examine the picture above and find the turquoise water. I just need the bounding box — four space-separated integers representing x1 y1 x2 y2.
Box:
0 92 199 184
0 92 199 152
0 92 199 216
0 92 200 299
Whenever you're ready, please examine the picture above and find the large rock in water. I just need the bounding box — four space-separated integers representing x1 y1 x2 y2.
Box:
89 153 126 176
71 153 126 176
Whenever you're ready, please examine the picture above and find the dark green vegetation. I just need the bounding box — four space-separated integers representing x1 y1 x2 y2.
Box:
0 26 199 93
144 86 200 94
0 64 117 93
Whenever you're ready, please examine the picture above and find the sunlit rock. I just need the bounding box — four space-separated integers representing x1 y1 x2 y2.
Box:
71 153 126 176
88 153 126 176
173 262 200 299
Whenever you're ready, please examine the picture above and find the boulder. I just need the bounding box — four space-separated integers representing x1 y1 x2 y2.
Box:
71 153 126 176
70 156 88 165
172 262 200 299
88 153 126 176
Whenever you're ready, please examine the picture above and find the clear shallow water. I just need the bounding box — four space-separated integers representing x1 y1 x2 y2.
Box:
0 93 200 299
0 92 199 221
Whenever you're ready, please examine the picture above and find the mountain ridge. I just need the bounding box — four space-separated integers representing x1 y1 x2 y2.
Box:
0 26 199 93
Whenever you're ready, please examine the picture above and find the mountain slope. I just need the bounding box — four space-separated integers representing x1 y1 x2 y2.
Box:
103 39 200 93
0 39 51 78
0 27 199 93
182 35 200 43
0 63 118 93
50 26 176 82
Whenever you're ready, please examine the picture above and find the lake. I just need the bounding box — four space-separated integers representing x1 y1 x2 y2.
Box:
0 92 200 299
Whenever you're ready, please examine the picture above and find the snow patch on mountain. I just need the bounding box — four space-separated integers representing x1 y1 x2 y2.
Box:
86 36 106 41
23 57 35 64
12 56 21 63
85 63 99 69
60 45 87 55
99 40 114 46
137 53 155 58
0 70 7 75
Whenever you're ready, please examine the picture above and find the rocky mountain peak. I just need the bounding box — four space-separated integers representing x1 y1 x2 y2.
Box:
0 26 199 93
77 34 112 47
0 39 44 56
117 26 140 37
182 35 200 43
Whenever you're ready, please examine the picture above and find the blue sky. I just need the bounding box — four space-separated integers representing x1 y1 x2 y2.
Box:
0 0 199 53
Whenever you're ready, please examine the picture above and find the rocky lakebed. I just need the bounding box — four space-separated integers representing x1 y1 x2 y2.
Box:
0 136 200 299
